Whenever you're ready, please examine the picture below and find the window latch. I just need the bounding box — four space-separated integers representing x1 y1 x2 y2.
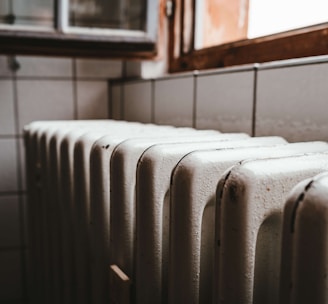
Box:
166 0 174 18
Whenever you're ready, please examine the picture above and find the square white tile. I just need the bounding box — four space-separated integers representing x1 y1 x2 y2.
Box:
17 80 74 131
256 62 328 142
16 56 72 78
0 80 16 135
110 83 122 120
154 77 194 127
0 56 12 77
76 80 109 119
0 139 18 192
123 81 152 123
75 59 122 79
0 251 22 301
196 71 254 134
0 196 20 247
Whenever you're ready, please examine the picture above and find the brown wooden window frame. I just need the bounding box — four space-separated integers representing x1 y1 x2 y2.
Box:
168 0 328 73
0 0 163 60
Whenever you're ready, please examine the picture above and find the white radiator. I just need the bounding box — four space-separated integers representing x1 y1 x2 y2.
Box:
24 120 328 304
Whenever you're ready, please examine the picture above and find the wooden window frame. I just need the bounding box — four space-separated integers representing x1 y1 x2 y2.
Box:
0 0 163 59
168 0 328 73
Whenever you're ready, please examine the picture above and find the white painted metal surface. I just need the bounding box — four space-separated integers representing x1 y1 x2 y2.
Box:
53 121 140 304
24 119 328 304
69 123 200 304
24 120 114 304
47 123 114 304
169 141 328 304
280 172 328 304
136 136 287 304
109 132 249 300
24 121 65 304
87 125 213 304
25 120 168 304
216 152 328 304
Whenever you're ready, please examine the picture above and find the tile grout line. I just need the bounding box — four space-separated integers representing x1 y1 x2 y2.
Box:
10 55 28 302
121 83 125 120
72 58 78 120
252 66 258 137
192 74 197 129
120 62 127 120
151 79 155 124
108 80 112 119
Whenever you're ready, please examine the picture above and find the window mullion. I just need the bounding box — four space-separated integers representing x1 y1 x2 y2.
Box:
181 0 194 54
56 0 69 33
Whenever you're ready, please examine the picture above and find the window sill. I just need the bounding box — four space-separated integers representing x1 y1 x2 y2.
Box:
169 23 328 72
0 29 157 59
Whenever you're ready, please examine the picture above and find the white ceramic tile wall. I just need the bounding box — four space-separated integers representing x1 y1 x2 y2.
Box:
16 56 72 78
256 62 328 142
0 57 12 77
0 54 123 304
76 59 123 79
76 81 109 119
112 56 328 140
154 76 194 127
0 139 18 192
124 81 152 123
17 80 75 130
110 83 122 120
196 70 254 134
0 80 16 135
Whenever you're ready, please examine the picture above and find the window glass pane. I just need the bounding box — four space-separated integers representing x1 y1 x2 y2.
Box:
0 0 54 27
0 1 10 24
195 0 328 50
69 0 147 31
248 0 328 38
195 0 249 49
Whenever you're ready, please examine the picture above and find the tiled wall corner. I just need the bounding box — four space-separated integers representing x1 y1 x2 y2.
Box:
195 68 255 134
255 59 328 142
110 67 255 132
123 81 152 123
154 76 194 127
110 56 328 142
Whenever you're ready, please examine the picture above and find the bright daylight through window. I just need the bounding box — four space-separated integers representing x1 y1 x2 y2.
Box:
195 0 328 50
